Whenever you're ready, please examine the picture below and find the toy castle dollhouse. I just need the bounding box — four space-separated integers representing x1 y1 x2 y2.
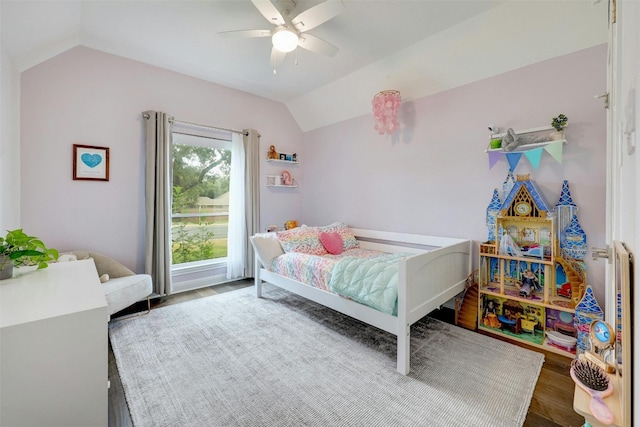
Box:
479 174 587 356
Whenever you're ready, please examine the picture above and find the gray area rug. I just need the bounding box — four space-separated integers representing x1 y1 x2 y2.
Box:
109 285 544 427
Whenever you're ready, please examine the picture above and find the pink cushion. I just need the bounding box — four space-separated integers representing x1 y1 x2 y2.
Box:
319 232 343 255
318 222 360 250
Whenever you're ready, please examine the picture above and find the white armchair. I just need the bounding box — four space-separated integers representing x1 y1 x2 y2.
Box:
61 250 153 317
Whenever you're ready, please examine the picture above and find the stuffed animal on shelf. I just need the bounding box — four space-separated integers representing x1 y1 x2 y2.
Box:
267 145 278 159
502 128 547 152
285 220 298 230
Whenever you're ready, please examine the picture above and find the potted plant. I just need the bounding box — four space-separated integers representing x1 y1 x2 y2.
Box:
0 229 59 280
550 114 568 140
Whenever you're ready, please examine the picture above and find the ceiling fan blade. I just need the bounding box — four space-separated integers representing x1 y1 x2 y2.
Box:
292 0 344 32
218 29 272 39
297 33 338 57
251 0 285 26
270 47 287 68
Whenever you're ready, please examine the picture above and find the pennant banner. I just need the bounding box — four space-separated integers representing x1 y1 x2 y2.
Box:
505 152 523 171
544 140 564 164
486 141 565 170
488 151 502 169
524 148 544 170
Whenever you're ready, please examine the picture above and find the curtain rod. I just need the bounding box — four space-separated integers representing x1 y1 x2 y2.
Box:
143 113 248 136
172 131 231 142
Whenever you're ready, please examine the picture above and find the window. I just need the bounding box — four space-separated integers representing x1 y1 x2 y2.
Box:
171 129 232 272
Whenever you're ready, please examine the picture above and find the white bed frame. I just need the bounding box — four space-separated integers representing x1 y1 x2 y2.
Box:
253 228 472 375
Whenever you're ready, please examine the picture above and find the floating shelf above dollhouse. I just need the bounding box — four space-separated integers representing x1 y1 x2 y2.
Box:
485 124 562 149
484 139 567 153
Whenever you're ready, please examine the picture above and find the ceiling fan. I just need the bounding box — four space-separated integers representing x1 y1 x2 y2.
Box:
219 0 344 70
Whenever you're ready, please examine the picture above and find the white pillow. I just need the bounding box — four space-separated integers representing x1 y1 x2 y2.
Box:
250 233 284 269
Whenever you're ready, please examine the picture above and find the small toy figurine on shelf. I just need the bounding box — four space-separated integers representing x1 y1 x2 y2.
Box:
282 170 293 185
268 145 278 159
518 270 542 298
284 220 298 230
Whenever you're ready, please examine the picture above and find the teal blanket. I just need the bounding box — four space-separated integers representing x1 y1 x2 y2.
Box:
328 253 409 315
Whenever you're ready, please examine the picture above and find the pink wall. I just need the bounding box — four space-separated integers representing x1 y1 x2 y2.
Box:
302 45 608 304
20 46 303 273
20 44 608 304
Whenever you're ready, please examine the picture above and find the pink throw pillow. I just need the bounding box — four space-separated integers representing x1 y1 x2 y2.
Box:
319 232 343 255
318 222 360 250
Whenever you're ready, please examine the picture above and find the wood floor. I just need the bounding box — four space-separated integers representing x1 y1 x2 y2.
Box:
108 280 585 427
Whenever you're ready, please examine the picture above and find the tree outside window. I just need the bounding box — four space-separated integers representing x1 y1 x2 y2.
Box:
171 141 231 265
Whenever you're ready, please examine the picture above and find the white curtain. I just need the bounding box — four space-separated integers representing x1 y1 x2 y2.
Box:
226 131 246 279
243 129 261 276
143 111 173 295
226 128 260 278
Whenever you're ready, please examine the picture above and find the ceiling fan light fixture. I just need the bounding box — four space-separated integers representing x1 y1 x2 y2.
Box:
272 28 299 53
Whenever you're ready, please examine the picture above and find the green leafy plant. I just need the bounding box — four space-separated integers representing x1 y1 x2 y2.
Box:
171 223 224 264
551 114 568 131
0 229 59 270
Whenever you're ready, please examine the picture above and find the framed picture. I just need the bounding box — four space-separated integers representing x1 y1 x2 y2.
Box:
520 227 537 242
539 227 551 245
279 153 286 160
73 144 109 181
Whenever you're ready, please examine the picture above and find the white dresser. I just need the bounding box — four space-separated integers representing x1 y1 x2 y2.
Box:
0 259 108 427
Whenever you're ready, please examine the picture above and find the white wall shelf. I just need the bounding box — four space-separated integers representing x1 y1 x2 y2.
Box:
267 159 299 165
266 184 299 188
266 152 299 187
485 139 567 153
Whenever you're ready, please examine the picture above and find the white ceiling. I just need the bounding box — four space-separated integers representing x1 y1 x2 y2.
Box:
1 0 608 131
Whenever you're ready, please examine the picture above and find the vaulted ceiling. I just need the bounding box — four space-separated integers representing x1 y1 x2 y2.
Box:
1 1 608 131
